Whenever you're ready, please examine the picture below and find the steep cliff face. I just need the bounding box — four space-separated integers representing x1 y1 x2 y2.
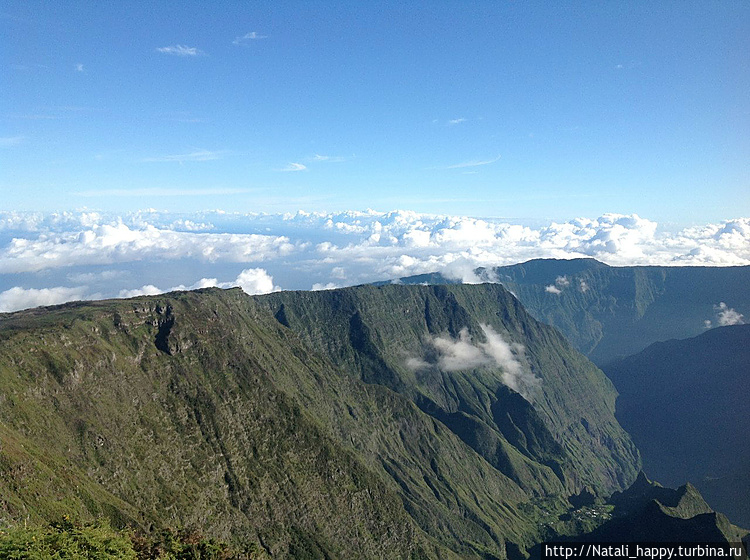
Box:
0 285 641 558
489 259 750 365
384 259 750 366
252 283 640 497
0 291 435 558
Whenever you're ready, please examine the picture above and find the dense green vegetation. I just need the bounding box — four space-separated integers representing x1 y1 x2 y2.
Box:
254 284 639 497
0 284 746 558
0 517 237 559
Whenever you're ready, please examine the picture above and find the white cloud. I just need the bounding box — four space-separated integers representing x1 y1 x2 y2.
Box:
0 222 296 273
448 118 466 125
579 279 589 293
233 31 268 45
234 268 278 295
431 328 490 371
118 285 163 298
545 276 569 295
714 302 745 326
445 154 501 169
2 211 749 306
279 162 307 172
406 324 539 401
156 45 203 56
311 282 340 291
142 149 223 163
0 286 89 312
113 268 278 304
168 219 215 231
311 154 346 162
169 278 219 292
75 63 84 72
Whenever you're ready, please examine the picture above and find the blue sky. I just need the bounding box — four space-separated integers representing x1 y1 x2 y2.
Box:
1 3 750 311
3 1 748 225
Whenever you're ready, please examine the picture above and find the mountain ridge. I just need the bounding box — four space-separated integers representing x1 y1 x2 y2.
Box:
0 284 745 557
381 258 750 365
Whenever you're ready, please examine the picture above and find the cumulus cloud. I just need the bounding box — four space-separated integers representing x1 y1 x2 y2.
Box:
545 275 571 295
406 324 539 401
0 286 90 312
156 45 203 56
429 328 491 371
234 268 278 295
311 282 341 291
2 210 749 308
118 285 163 298
0 222 296 273
714 302 745 327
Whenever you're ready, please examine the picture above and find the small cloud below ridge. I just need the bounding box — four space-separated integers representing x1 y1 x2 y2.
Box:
545 275 570 295
705 302 745 328
405 324 540 401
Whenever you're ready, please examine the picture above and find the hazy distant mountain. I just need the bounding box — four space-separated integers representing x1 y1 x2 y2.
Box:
603 324 750 529
383 259 750 365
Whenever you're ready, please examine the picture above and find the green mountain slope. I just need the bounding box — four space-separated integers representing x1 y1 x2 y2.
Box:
252 284 640 497
603 324 750 529
0 285 642 558
384 259 750 366
4 284 740 557
0 290 431 558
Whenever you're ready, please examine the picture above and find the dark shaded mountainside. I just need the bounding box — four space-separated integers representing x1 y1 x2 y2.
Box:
384 259 750 366
603 324 750 529
527 472 748 556
0 284 745 558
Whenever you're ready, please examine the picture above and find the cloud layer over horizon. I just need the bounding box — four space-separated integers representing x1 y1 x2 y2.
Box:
1 209 749 313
